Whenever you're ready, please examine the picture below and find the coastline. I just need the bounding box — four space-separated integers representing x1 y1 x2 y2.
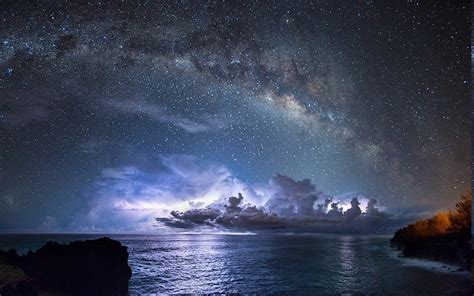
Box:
0 233 471 294
0 237 131 295
387 246 471 275
390 231 470 271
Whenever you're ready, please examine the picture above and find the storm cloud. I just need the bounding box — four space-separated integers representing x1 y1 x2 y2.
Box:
71 155 258 232
264 174 320 217
62 153 433 233
154 169 417 233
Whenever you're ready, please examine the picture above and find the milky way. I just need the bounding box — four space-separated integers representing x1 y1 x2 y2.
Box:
0 1 470 232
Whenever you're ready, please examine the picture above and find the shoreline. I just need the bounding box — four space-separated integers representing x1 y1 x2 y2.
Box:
0 237 131 295
386 247 471 276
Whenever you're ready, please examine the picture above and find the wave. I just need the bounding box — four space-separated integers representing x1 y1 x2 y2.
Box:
386 247 470 276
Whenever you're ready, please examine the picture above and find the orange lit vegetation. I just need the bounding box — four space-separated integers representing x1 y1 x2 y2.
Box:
395 190 471 239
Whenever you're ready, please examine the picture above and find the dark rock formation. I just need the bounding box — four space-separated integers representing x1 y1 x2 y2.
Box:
0 248 21 266
391 191 471 271
0 281 38 296
0 237 132 296
390 230 470 270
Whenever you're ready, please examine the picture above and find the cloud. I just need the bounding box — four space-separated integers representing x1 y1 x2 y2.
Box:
155 190 414 234
327 201 343 217
316 197 333 215
42 216 59 231
154 170 418 233
156 208 221 229
72 155 258 231
2 193 15 209
68 154 428 233
365 198 388 218
226 193 244 212
344 198 362 220
105 99 227 133
159 195 287 230
264 174 320 217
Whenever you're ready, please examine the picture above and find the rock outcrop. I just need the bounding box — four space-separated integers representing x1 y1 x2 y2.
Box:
390 230 470 270
0 237 132 296
391 191 471 271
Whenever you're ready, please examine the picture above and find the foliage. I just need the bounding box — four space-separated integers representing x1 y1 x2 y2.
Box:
394 190 471 240
448 189 471 231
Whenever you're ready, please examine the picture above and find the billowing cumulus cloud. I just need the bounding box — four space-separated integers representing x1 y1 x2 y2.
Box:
264 174 319 217
148 161 421 233
66 154 434 233
156 190 416 234
344 198 362 220
68 155 257 231
159 192 287 230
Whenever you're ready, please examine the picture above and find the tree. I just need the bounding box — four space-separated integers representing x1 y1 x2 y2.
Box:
394 190 471 240
448 189 471 231
428 212 451 234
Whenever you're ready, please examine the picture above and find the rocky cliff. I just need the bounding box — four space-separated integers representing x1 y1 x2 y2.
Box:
390 230 470 270
0 237 132 296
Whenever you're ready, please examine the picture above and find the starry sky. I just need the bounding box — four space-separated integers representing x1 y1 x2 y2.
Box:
0 1 470 232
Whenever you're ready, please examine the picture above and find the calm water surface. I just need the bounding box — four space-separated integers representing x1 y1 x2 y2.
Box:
0 233 471 295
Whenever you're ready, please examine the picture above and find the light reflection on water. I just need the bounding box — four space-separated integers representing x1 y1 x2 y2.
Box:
337 235 357 290
120 234 471 295
0 233 471 295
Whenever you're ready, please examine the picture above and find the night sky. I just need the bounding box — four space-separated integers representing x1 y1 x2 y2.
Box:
0 1 470 232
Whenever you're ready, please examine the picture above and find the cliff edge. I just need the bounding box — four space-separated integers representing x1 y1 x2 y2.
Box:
390 190 471 270
0 237 132 296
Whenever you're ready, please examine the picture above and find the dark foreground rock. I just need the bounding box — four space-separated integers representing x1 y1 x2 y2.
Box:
0 237 132 296
390 230 470 270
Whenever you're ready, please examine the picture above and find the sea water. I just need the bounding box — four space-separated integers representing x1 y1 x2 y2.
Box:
0 233 471 295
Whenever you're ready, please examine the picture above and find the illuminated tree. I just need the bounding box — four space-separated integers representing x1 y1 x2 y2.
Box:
428 212 451 234
394 190 471 240
448 189 471 231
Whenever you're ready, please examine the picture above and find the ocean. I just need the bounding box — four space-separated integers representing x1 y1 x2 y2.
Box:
0 233 471 295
